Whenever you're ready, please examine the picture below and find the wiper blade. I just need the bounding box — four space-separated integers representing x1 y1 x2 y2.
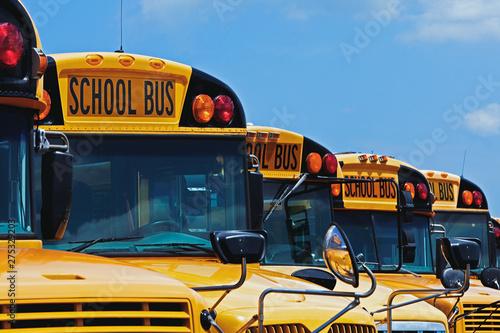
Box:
382 264 421 277
68 236 143 253
264 173 309 223
135 243 214 255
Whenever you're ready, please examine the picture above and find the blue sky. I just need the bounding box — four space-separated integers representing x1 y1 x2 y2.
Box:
24 0 500 217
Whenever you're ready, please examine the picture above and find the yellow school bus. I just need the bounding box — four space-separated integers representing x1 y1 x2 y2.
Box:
0 2 219 332
247 125 449 333
36 51 377 332
335 153 500 333
423 171 500 288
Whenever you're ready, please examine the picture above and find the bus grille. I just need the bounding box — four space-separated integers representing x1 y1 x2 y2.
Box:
246 323 376 333
330 324 377 333
0 301 192 332
463 303 500 333
247 324 310 333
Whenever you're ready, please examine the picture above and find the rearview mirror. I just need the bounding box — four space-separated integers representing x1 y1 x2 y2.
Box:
440 237 481 270
323 223 359 288
210 230 267 264
40 151 73 240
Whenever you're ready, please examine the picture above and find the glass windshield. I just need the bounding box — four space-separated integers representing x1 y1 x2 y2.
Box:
0 109 32 234
262 181 332 266
431 212 490 271
337 211 434 273
42 136 247 254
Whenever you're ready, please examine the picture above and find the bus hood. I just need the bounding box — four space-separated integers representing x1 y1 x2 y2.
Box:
118 257 375 325
0 247 204 301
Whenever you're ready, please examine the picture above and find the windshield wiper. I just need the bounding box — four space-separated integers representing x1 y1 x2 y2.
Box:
68 236 143 252
264 173 309 223
134 243 215 255
382 264 421 277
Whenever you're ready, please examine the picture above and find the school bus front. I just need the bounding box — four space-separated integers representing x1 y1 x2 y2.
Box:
247 126 449 333
37 52 377 332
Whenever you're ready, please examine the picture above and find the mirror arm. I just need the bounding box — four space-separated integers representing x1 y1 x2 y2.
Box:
372 264 470 333
35 129 69 153
193 257 247 313
257 265 376 333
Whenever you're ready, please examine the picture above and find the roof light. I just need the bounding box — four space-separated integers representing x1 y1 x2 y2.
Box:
416 183 428 200
149 58 165 70
86 54 103 66
306 152 322 174
369 155 378 162
426 171 435 177
0 22 23 70
331 184 341 197
462 190 473 206
379 155 388 163
118 55 135 67
247 131 257 139
358 154 368 162
323 153 338 175
473 191 483 207
257 132 269 139
269 132 280 140
440 173 449 178
403 182 415 199
192 94 214 123
34 90 51 121
213 95 234 124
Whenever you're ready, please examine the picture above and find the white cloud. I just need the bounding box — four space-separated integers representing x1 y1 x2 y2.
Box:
464 103 500 136
399 0 500 42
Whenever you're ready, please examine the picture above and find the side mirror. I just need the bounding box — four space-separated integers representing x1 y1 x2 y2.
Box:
402 229 416 263
40 151 73 240
400 190 414 223
247 154 264 229
440 237 481 270
291 268 337 290
480 267 500 289
210 230 267 264
323 223 359 288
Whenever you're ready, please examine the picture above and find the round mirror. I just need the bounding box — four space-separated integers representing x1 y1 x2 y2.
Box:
323 223 359 287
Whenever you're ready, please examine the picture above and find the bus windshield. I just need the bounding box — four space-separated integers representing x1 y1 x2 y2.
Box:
337 211 434 273
0 109 31 234
42 135 247 254
263 181 332 266
431 212 490 271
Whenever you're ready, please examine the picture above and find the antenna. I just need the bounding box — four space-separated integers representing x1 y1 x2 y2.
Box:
115 0 124 53
461 149 467 177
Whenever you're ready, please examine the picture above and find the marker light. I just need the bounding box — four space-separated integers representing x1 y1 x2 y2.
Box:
257 132 269 139
34 90 51 121
149 58 165 70
331 184 341 197
269 132 280 140
32 48 47 79
416 183 428 200
86 54 103 66
473 191 483 207
118 55 135 67
462 190 473 206
192 94 214 123
0 23 23 70
213 95 234 124
379 155 388 163
247 131 257 139
403 182 415 199
323 153 338 175
369 155 378 162
358 154 368 162
494 226 500 238
306 152 322 174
